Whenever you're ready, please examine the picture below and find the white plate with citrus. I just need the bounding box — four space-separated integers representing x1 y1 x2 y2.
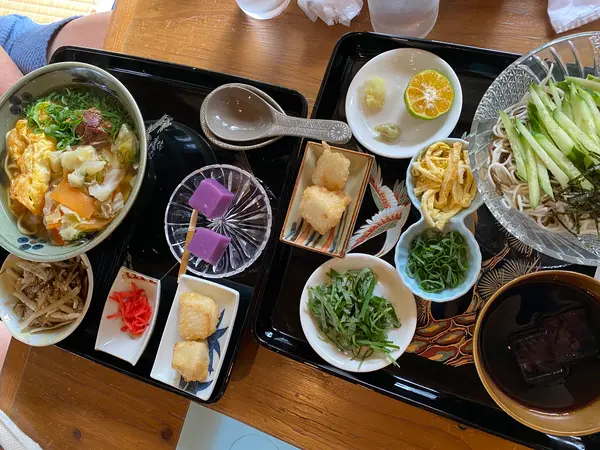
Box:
345 48 463 159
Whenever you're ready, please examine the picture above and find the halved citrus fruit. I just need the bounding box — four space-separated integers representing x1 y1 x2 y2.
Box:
404 70 454 120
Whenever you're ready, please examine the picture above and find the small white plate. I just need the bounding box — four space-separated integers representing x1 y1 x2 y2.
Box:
0 253 93 347
94 267 160 365
345 48 463 159
150 274 239 401
300 253 417 372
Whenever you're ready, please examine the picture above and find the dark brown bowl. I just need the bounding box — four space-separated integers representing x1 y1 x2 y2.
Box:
473 270 600 436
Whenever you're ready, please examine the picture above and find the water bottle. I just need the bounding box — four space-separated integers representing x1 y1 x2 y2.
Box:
236 0 291 19
367 0 439 38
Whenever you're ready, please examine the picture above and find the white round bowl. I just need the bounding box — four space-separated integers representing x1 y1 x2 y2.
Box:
0 253 94 346
345 48 462 159
300 253 417 372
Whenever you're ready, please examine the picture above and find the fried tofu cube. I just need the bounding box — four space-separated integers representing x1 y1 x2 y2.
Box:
171 341 209 382
299 185 351 235
178 292 219 341
312 144 351 191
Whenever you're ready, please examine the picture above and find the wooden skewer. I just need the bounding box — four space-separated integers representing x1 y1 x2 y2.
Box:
178 209 198 280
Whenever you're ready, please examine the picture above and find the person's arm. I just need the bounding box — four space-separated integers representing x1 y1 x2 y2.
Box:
47 12 111 62
0 47 23 96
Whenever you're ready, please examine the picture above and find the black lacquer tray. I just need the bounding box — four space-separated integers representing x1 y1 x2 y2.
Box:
252 33 600 449
2 46 310 403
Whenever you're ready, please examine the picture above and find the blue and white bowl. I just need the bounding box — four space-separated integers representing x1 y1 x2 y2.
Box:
150 274 239 401
0 62 146 262
395 138 482 302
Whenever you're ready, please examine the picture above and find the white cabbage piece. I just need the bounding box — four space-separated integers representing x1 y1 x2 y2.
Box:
112 192 125 213
58 206 84 241
49 151 64 173
88 168 125 202
67 160 106 187
60 145 98 170
101 148 121 170
59 225 81 241
114 124 138 164
99 192 124 219
43 191 61 227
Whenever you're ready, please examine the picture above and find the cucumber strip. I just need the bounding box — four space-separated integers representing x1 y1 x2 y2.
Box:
548 79 562 109
498 110 527 180
516 120 570 188
554 109 600 155
577 86 600 134
536 155 554 199
529 85 578 157
566 76 600 92
533 133 582 179
538 85 557 111
562 93 575 122
571 90 600 145
520 134 540 208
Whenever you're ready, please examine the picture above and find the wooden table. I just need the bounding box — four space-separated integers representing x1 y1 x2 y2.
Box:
2 1 599 449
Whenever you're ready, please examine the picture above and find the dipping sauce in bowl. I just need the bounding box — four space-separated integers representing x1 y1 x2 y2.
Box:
474 270 600 436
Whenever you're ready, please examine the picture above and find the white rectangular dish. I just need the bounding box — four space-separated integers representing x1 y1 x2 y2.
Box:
150 274 239 401
94 266 160 365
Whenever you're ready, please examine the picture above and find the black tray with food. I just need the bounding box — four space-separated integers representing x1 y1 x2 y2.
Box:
1 46 309 403
252 32 600 449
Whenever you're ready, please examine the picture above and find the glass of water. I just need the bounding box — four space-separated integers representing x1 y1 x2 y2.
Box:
367 0 439 38
236 0 291 19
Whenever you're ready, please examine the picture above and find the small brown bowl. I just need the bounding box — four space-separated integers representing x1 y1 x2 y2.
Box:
473 270 600 436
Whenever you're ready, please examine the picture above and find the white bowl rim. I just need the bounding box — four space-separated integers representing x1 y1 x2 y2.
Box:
299 253 417 373
0 61 147 262
0 252 94 346
345 47 463 159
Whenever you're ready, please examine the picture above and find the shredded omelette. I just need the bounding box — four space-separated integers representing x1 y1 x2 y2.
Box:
411 141 477 230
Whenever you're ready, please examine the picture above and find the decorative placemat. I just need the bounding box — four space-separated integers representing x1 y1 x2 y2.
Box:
349 160 586 368
406 221 541 367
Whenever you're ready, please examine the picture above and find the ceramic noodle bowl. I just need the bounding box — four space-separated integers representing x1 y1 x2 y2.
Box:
0 62 146 262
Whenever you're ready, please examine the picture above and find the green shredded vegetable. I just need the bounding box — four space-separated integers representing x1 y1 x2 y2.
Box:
307 268 401 365
406 230 469 292
24 87 132 149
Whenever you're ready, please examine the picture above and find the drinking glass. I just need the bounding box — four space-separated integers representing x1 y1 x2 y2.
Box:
235 0 291 19
367 0 439 38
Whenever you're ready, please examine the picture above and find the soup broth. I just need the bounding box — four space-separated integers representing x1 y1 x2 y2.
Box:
479 279 600 412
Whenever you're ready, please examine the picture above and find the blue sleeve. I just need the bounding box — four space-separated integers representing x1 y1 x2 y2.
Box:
0 14 79 74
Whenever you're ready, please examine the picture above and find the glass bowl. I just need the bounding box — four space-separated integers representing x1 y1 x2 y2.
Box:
469 32 600 266
164 164 272 278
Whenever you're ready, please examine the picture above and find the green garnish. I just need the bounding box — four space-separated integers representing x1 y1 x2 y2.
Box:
406 230 469 292
308 268 401 365
24 87 132 149
553 164 600 234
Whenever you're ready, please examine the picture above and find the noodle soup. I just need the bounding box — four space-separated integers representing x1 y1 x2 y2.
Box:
3 86 140 246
